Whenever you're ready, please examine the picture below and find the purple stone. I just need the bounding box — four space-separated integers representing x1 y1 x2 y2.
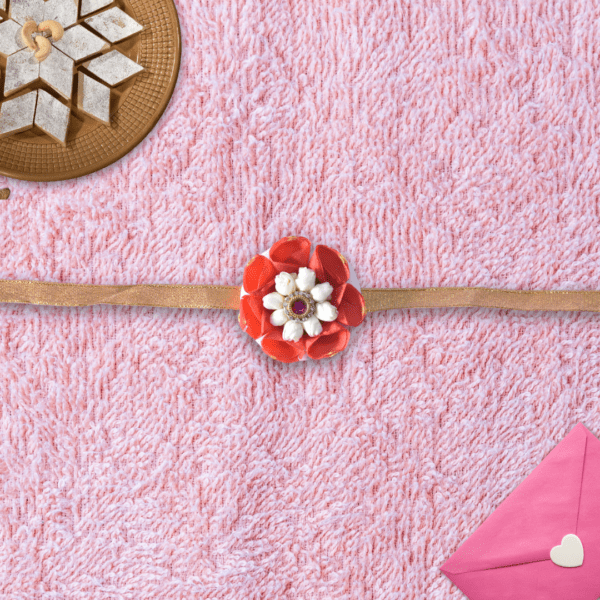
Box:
293 300 307 315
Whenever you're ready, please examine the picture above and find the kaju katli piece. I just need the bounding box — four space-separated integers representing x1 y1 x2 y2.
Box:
3 236 600 363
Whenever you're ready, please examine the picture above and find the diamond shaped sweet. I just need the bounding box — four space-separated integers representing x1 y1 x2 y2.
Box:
4 48 39 96
0 90 38 138
84 49 143 86
77 72 110 123
8 0 45 26
84 7 143 43
80 0 113 17
35 89 70 145
0 19 27 57
39 47 74 99
43 0 79 29
53 24 109 62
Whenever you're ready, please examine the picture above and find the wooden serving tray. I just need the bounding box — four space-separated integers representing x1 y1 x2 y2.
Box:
0 0 181 181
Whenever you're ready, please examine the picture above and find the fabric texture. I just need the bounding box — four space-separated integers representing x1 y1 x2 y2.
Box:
2 0 600 598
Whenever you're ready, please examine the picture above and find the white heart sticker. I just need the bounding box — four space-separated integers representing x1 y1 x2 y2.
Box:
550 534 584 568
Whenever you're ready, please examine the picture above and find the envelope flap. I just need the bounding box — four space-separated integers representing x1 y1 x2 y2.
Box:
442 424 588 575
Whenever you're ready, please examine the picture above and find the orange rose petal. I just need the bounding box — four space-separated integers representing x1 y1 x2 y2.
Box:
308 245 350 288
243 255 278 294
305 321 350 360
261 329 307 363
330 283 366 327
240 293 274 340
269 236 312 272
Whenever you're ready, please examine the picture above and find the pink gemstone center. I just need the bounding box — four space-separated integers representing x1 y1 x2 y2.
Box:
293 300 308 315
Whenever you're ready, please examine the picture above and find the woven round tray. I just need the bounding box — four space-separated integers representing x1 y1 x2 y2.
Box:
0 0 181 182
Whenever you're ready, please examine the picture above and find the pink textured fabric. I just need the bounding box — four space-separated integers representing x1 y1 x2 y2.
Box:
2 0 600 597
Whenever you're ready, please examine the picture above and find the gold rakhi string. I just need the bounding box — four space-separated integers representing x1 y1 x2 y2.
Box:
361 288 600 313
3 280 600 313
0 280 241 310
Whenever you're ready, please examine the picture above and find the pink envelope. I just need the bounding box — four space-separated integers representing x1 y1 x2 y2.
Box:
441 423 600 600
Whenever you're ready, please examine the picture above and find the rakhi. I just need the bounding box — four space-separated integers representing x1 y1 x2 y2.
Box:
3 235 600 363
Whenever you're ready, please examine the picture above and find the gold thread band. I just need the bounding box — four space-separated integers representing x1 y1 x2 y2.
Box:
3 280 600 313
0 280 241 310
362 288 600 313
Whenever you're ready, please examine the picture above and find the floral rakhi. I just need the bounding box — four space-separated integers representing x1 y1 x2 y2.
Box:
3 235 600 363
239 237 366 362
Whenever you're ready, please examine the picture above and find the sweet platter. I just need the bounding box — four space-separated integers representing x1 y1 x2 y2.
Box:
0 0 181 181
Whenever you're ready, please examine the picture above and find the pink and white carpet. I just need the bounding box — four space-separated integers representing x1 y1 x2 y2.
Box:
2 0 600 597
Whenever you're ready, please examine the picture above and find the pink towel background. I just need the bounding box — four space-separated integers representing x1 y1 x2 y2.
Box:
2 0 600 597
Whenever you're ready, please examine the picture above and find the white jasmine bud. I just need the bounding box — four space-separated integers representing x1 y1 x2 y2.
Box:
282 320 303 342
270 309 289 326
296 267 316 292
275 272 297 296
315 301 338 322
263 292 285 310
311 282 333 303
303 316 323 337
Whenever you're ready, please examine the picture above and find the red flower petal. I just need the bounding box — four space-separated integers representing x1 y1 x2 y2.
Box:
261 329 307 363
269 236 312 272
239 292 274 340
305 321 350 360
243 255 278 294
330 283 366 327
308 245 350 288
